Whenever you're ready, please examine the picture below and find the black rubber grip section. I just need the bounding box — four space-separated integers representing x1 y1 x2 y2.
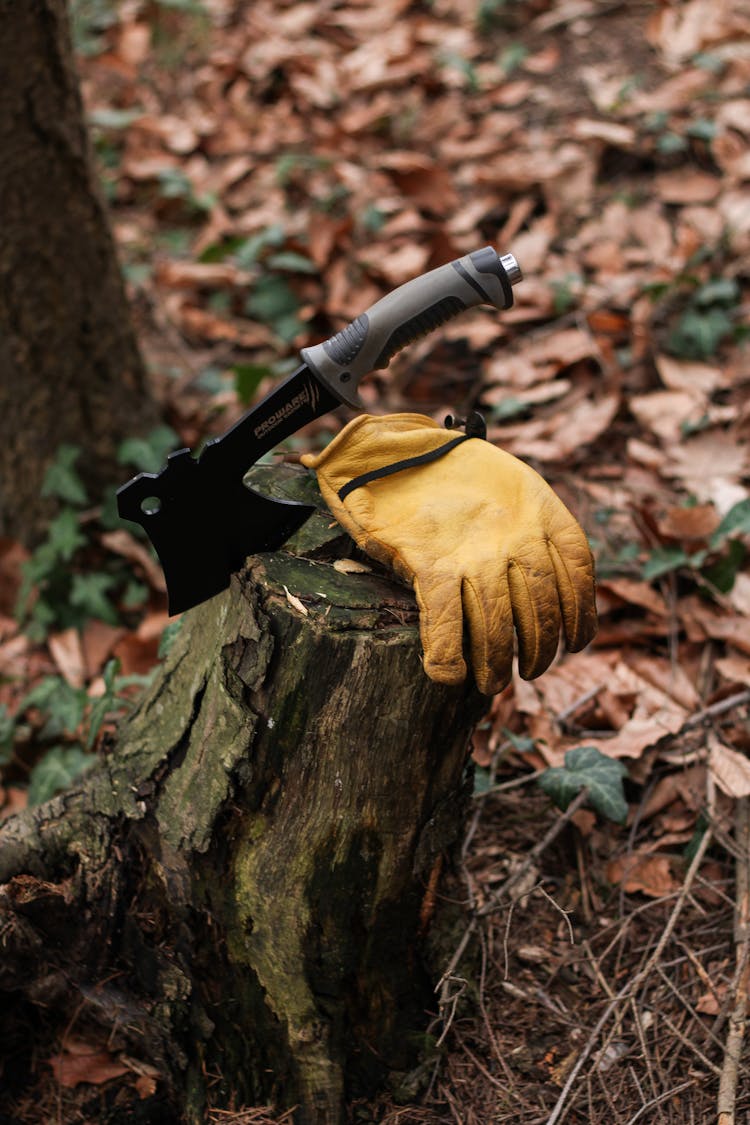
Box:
469 246 514 308
373 295 466 370
338 434 471 501
323 313 369 366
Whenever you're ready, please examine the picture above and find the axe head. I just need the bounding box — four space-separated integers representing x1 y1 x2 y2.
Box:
117 448 315 615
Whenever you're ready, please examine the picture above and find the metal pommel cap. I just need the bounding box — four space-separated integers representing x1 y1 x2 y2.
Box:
499 252 523 287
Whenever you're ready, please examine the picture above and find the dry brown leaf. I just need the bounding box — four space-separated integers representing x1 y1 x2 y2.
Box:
686 599 750 655
48 629 86 690
655 354 724 395
0 632 30 679
696 985 726 1016
665 434 748 515
727 573 750 616
715 650 750 687
82 621 128 681
629 390 703 444
101 530 167 594
0 537 28 616
49 1039 130 1089
709 739 750 798
655 170 723 205
640 765 707 820
543 392 621 458
283 585 308 616
606 852 678 898
597 578 668 617
657 503 719 541
1 786 28 821
333 559 372 575
155 260 253 290
646 0 747 63
112 613 170 677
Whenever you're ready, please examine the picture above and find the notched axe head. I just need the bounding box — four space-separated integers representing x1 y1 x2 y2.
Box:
116 447 314 615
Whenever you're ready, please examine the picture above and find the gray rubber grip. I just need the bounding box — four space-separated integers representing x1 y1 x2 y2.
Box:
300 246 521 408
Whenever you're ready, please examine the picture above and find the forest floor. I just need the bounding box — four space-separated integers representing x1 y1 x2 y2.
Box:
2 0 750 1121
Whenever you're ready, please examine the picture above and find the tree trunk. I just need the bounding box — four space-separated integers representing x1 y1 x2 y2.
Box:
0 495 484 1124
0 0 158 544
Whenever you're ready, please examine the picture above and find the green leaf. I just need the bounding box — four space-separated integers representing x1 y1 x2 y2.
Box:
473 766 492 796
538 746 629 824
667 307 733 360
22 677 87 738
501 728 537 754
246 275 303 342
266 251 317 274
118 425 179 473
701 539 746 594
88 107 144 129
27 745 96 806
641 545 690 580
246 274 300 322
233 363 273 405
41 445 88 506
0 704 15 767
158 617 183 658
694 277 740 308
87 659 120 747
685 118 717 142
69 572 118 625
710 498 750 548
44 508 87 563
234 225 285 268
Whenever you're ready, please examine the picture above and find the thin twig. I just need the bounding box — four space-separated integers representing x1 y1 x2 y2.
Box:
480 788 590 915
622 1079 697 1124
683 689 750 732
717 795 750 1125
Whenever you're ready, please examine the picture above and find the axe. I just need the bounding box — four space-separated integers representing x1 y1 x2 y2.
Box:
117 247 522 615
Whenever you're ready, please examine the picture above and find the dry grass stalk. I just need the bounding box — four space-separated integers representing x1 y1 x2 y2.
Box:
717 795 750 1125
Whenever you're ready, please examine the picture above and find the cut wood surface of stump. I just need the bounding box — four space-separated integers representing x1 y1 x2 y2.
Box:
0 468 486 1125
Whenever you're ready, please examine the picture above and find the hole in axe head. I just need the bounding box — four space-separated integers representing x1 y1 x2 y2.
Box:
140 496 162 516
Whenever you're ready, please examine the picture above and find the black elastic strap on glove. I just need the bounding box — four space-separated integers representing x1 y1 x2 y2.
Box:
338 433 470 501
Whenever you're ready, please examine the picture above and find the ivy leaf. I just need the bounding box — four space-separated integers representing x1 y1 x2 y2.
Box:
641 545 689 581
22 676 87 739
70 572 118 625
233 363 273 405
42 445 88 506
118 425 179 473
45 508 87 562
711 498 750 548
0 704 15 767
27 745 96 806
538 745 629 824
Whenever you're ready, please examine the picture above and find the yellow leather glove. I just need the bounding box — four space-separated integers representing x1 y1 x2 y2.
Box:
301 414 597 695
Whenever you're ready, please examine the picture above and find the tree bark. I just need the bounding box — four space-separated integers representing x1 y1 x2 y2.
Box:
0 0 158 544
0 494 484 1124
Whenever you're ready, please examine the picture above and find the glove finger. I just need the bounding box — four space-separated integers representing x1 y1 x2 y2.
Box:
462 573 515 695
508 551 562 680
547 522 598 652
413 574 467 686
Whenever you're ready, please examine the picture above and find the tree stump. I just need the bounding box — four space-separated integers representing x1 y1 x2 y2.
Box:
0 471 485 1124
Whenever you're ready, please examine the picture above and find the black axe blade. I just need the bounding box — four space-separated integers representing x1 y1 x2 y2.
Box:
117 247 522 615
117 365 340 614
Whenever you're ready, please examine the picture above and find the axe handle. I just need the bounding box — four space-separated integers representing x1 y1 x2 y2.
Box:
300 248 521 408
